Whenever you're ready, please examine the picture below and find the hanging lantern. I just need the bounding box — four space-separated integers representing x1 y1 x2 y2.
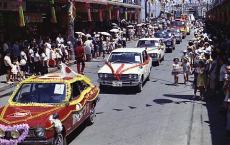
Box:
117 9 120 20
99 9 103 22
86 3 92 22
18 0 25 27
50 0 57 23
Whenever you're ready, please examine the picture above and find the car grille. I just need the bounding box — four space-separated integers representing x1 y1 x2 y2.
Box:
104 74 135 81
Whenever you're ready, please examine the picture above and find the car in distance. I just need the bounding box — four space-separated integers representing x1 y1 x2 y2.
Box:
154 31 175 53
98 48 152 92
137 38 165 65
0 73 99 145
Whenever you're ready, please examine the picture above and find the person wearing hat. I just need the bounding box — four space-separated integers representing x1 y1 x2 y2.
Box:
172 58 181 85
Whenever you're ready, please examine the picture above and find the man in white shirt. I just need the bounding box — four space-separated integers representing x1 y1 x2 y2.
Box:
56 34 64 47
84 37 93 61
4 52 12 83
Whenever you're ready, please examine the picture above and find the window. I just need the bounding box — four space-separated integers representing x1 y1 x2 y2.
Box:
13 83 66 104
71 81 89 100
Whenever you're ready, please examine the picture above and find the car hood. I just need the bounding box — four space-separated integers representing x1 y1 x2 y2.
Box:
146 48 159 54
98 63 143 74
0 105 68 128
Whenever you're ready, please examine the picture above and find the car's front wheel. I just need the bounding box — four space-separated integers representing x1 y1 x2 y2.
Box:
53 133 67 145
136 77 143 92
86 106 96 125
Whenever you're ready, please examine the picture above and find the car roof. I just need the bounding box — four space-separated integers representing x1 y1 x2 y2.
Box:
138 38 161 41
112 48 145 53
22 73 85 84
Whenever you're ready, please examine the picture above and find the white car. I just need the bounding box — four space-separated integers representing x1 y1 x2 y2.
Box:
137 38 166 65
98 48 152 92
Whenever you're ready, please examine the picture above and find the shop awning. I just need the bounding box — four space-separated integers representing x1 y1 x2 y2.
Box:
107 1 141 9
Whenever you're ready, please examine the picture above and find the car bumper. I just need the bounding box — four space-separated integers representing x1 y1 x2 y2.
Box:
151 57 159 62
98 80 139 87
18 138 53 145
166 46 173 50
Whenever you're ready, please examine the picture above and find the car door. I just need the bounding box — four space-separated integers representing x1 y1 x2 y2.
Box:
142 51 150 79
70 80 91 128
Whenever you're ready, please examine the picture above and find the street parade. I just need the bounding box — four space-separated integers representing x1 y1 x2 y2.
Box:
0 0 230 145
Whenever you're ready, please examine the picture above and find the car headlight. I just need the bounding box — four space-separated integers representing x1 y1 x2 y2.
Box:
98 73 109 79
11 130 20 139
35 127 45 138
0 129 5 138
98 73 104 79
128 74 138 79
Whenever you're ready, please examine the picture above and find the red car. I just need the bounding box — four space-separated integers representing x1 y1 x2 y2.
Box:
0 73 99 145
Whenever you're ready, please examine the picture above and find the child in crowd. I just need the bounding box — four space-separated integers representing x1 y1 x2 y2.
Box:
182 57 191 84
172 58 181 85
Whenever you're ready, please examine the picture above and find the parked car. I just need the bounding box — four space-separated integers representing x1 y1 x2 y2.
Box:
0 73 99 145
98 48 152 92
137 38 165 65
154 31 175 53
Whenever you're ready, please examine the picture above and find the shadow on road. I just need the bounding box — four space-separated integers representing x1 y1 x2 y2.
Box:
66 122 88 144
100 87 138 95
205 97 228 145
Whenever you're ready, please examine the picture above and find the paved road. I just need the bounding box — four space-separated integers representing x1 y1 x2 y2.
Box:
0 34 226 145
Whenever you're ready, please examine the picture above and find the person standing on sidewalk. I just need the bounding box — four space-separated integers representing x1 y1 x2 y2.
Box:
75 40 86 74
4 51 13 83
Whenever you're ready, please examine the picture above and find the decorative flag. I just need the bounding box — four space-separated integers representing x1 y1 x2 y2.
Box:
125 10 128 20
18 0 25 27
68 0 76 22
50 0 57 23
108 6 112 20
61 63 78 77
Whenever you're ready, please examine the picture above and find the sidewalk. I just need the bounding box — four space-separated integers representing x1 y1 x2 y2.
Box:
0 39 136 93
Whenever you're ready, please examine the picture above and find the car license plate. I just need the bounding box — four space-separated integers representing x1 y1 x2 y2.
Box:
112 81 122 87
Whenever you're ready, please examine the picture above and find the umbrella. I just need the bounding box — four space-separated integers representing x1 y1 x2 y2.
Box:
75 32 85 36
99 32 111 36
127 25 134 28
111 23 118 26
110 29 119 33
137 23 143 27
86 34 92 38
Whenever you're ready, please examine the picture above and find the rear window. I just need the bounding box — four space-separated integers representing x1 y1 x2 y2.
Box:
137 40 159 48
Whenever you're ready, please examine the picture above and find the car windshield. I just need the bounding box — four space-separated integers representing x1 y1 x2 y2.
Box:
13 83 66 104
137 40 159 48
163 33 171 38
154 32 164 38
108 52 141 63
172 21 185 27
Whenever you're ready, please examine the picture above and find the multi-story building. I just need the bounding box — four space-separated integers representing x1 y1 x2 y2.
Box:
0 0 143 42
